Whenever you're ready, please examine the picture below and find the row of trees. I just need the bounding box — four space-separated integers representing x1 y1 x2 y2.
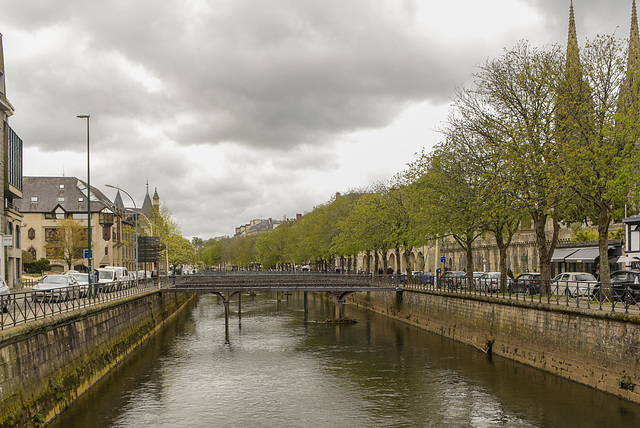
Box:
199 35 640 294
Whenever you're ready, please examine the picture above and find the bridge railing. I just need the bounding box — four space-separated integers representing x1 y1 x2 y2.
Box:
171 272 402 288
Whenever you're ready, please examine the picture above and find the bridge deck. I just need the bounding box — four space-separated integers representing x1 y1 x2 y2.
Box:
163 273 399 293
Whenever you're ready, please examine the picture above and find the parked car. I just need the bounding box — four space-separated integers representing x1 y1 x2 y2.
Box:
413 271 434 285
610 270 640 303
137 270 153 279
95 268 121 292
470 272 484 288
478 272 503 292
67 272 91 297
0 276 10 312
509 273 541 295
32 275 80 302
440 271 467 289
551 272 598 297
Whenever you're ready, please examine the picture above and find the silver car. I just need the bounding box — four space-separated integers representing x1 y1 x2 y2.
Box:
551 272 598 297
68 272 91 297
32 275 80 302
0 276 10 312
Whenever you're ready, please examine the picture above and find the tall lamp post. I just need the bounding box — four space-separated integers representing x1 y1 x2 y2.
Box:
105 184 138 282
77 114 92 296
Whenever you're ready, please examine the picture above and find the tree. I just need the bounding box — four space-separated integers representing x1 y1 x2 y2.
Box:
456 41 565 290
557 34 640 284
44 217 91 271
410 145 486 288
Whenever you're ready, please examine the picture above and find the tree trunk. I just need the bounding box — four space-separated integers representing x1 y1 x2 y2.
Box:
465 236 474 290
598 204 612 295
374 251 380 274
532 207 560 295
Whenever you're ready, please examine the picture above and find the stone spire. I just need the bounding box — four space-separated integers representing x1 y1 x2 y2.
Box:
630 0 640 72
618 0 640 113
556 0 592 147
152 187 160 208
113 190 125 211
141 183 154 217
566 0 580 73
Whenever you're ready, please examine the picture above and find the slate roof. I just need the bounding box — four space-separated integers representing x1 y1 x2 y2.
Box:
14 176 115 214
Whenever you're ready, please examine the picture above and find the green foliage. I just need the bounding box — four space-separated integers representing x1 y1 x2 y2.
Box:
43 217 91 271
23 258 51 274
570 225 598 242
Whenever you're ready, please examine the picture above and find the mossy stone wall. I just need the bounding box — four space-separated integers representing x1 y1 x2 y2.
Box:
349 289 640 403
0 291 195 427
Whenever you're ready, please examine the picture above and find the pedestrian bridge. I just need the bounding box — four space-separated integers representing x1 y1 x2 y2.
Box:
162 272 400 318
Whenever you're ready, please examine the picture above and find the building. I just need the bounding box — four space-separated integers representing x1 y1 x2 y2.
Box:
15 177 131 272
0 33 24 288
234 218 283 237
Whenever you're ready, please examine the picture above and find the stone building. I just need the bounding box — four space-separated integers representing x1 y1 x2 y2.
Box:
15 177 131 272
0 33 24 288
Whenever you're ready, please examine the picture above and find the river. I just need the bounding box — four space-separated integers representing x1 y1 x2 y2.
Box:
49 292 640 427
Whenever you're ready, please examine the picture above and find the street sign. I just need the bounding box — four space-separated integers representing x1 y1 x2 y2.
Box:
440 256 446 263
83 249 93 259
139 236 161 262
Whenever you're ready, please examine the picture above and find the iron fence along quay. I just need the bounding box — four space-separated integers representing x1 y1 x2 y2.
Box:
402 274 640 314
0 278 171 330
3 272 640 330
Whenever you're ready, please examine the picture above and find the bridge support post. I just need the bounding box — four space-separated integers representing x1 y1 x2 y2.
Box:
304 291 308 312
336 300 344 319
224 299 230 344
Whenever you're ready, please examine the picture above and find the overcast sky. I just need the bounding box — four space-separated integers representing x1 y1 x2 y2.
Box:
0 1 636 239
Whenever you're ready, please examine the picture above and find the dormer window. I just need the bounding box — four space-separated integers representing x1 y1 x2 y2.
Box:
30 196 38 203
57 197 65 202
59 184 65 189
78 197 84 202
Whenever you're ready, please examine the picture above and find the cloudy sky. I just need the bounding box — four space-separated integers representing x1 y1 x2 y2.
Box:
0 0 636 239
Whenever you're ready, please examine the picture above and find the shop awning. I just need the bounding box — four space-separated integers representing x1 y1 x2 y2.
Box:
564 247 601 263
550 248 579 263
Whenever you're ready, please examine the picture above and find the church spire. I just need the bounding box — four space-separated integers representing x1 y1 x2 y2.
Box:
566 0 581 76
629 0 640 74
619 0 640 112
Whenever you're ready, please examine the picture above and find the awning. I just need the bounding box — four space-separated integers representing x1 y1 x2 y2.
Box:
550 248 579 263
564 247 601 263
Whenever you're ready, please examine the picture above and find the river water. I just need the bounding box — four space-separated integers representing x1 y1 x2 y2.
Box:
50 292 640 427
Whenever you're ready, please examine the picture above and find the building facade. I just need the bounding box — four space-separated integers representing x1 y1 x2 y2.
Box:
15 177 132 272
0 33 24 288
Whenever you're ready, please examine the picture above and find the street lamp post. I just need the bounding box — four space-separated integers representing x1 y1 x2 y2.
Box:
105 184 138 283
77 114 92 297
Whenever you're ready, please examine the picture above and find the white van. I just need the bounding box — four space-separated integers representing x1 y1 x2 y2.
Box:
104 266 131 281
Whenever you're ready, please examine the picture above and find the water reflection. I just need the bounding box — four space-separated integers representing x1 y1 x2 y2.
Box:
50 292 640 427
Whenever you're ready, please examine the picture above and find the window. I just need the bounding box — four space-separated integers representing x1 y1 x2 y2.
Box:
28 247 36 260
28 228 35 240
105 246 109 256
57 197 65 202
103 226 111 241
78 197 84 202
59 184 65 189
45 228 57 242
30 196 38 203
72 213 88 220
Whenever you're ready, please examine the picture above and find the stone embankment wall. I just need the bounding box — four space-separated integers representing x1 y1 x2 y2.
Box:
0 291 196 427
349 289 640 403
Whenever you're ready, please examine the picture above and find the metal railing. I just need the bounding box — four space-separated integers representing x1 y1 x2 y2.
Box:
0 277 174 330
400 275 640 314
